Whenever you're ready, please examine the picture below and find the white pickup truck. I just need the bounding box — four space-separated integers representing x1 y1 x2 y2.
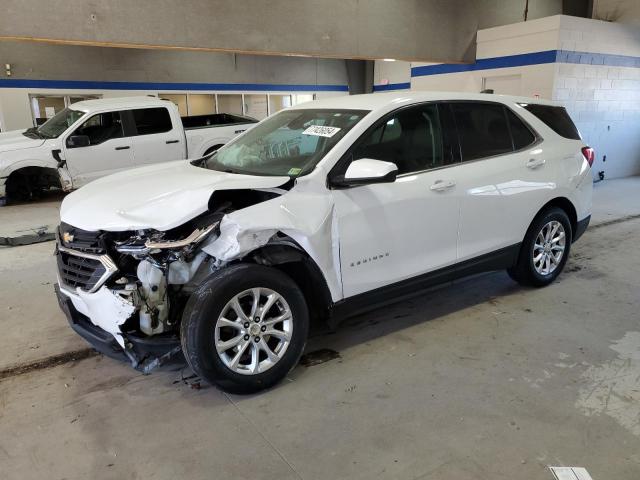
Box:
0 96 257 205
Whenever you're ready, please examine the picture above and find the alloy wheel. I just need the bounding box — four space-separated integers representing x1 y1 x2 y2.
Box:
214 288 293 375
532 220 566 276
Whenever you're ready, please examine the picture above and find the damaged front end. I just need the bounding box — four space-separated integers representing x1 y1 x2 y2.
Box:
55 189 289 373
55 214 226 373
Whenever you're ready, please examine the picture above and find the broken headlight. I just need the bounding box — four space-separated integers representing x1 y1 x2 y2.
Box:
115 222 219 258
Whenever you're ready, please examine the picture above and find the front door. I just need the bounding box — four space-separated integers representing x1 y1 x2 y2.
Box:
331 103 461 298
62 110 134 188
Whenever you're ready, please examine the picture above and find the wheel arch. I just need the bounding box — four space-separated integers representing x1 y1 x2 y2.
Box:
198 138 230 157
246 241 334 325
4 164 61 198
535 197 578 239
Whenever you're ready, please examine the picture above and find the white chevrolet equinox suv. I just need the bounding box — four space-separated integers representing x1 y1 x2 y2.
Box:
55 92 593 393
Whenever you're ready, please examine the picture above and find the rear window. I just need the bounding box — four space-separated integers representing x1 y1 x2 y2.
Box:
505 109 536 150
132 107 172 135
522 104 580 140
451 103 513 161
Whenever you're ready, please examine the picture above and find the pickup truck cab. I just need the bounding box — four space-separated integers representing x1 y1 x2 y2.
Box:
55 92 593 394
0 96 256 204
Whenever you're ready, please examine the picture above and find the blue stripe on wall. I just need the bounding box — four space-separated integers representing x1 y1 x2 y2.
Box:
0 78 349 92
372 82 411 91
411 50 558 77
411 49 640 78
557 50 640 68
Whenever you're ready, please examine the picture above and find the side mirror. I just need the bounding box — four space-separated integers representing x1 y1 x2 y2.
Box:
331 158 398 188
67 135 90 148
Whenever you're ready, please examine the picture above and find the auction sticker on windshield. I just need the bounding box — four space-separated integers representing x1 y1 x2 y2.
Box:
302 125 341 138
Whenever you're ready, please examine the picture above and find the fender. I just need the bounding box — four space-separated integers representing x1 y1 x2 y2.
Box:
201 189 344 302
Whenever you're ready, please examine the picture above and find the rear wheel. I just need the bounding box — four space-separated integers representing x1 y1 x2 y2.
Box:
181 264 309 393
507 207 572 287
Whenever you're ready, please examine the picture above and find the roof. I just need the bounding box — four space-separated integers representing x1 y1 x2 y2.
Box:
293 91 558 113
69 96 173 112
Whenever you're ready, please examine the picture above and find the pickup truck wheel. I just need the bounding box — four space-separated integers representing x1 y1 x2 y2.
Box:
203 144 224 156
507 207 572 287
180 264 309 394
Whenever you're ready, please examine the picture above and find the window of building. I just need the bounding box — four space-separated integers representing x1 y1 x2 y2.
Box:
244 94 269 120
29 94 101 126
187 94 216 116
268 95 292 114
216 94 243 116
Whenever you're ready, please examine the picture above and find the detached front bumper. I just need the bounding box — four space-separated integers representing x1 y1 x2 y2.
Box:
55 284 183 371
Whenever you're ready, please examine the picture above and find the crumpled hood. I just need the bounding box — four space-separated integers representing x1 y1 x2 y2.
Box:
0 130 46 153
60 160 290 231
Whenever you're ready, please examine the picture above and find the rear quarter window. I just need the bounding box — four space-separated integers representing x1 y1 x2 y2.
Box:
522 104 581 140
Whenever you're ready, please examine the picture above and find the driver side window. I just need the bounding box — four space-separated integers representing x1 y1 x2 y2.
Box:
351 104 448 175
69 111 124 147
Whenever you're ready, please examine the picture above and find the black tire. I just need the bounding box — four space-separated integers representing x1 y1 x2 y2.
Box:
507 207 573 287
181 263 309 394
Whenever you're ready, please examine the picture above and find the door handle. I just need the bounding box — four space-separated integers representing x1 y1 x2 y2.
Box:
526 158 545 169
115 146 130 151
430 179 456 191
166 139 180 144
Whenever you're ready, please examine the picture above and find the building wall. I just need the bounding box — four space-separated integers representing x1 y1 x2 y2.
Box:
554 15 640 178
372 60 411 91
0 41 349 131
411 16 561 98
376 15 640 179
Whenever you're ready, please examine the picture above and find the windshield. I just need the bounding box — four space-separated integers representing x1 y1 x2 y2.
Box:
35 108 85 139
200 109 369 177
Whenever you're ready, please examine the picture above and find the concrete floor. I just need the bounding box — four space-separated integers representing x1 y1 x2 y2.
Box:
1 178 639 480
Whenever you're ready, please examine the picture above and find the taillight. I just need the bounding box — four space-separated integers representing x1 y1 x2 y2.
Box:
581 146 595 167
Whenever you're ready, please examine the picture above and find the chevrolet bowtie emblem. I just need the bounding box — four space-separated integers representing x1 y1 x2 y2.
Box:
62 232 74 243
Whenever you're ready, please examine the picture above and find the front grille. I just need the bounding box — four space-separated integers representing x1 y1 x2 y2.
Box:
57 250 108 292
59 222 105 254
56 222 120 292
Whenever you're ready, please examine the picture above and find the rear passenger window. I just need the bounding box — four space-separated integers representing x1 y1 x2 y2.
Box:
506 109 536 150
522 104 581 140
451 103 512 161
352 104 452 175
132 107 172 135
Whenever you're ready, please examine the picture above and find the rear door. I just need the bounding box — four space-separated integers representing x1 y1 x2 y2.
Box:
452 101 551 261
130 107 186 166
62 110 134 187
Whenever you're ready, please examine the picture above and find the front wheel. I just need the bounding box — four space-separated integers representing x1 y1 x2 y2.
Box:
181 264 309 394
508 207 572 287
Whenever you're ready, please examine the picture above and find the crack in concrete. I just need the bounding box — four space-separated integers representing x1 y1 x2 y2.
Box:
589 213 640 230
0 348 97 381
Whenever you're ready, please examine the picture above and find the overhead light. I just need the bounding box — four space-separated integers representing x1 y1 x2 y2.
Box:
382 58 396 62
